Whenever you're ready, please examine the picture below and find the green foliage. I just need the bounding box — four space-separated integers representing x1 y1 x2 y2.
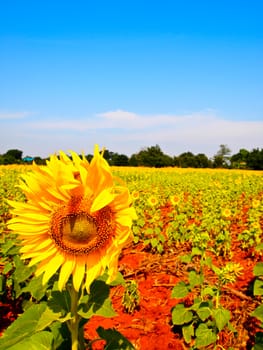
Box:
122 280 140 313
246 148 263 170
0 232 37 301
0 276 133 350
1 165 263 349
171 248 237 348
253 332 263 350
0 149 23 165
253 263 263 296
131 144 174 167
251 257 263 349
171 299 231 348
0 303 59 349
96 327 135 350
1 145 263 168
3 331 54 350
78 280 116 319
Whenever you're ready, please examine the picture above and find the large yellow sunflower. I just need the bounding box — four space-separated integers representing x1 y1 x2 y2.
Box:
8 145 137 292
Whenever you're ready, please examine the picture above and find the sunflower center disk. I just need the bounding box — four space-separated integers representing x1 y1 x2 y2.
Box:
50 208 114 256
62 214 97 245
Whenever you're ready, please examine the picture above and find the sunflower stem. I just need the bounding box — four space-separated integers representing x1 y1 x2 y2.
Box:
68 285 81 350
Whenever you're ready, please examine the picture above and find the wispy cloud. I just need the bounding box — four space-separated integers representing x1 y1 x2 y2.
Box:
1 109 262 157
26 109 217 130
0 111 33 120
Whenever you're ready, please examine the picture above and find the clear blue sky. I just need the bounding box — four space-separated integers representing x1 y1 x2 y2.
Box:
1 0 263 158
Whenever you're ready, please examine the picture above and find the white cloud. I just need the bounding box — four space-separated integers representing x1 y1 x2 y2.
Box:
1 109 262 157
0 111 33 120
26 109 216 130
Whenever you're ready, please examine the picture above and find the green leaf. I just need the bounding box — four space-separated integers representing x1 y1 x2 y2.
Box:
145 227 153 235
96 327 135 350
254 279 263 296
254 331 263 350
0 301 71 350
38 304 71 327
180 254 192 264
19 274 47 300
1 239 17 255
78 280 116 319
188 270 202 288
196 302 212 321
48 289 71 316
133 235 140 243
171 281 189 298
0 275 6 294
182 323 194 343
3 261 13 274
251 305 263 323
172 304 193 325
7 331 53 350
190 298 202 311
13 255 35 283
213 307 231 331
204 256 213 268
157 243 163 254
227 321 237 334
49 321 71 350
150 238 158 248
202 286 216 297
191 247 203 256
108 271 126 286
212 264 221 275
0 304 47 349
195 324 217 348
136 218 145 227
256 243 263 252
254 263 263 276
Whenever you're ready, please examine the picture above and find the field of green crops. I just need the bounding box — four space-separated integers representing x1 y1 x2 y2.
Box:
0 165 263 349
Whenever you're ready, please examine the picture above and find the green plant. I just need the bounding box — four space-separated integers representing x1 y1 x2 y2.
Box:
122 279 140 314
0 275 135 350
171 245 238 349
251 261 263 350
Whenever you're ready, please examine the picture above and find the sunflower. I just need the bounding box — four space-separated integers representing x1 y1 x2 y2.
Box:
8 145 137 292
147 195 158 206
131 190 140 201
221 208 231 218
170 195 180 206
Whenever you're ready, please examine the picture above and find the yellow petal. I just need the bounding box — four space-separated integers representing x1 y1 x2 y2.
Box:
58 258 76 291
7 200 50 213
8 217 48 225
72 261 86 291
7 223 48 234
106 261 118 284
59 151 72 164
20 237 52 253
42 253 65 285
114 225 131 245
85 263 103 293
90 188 115 213
115 207 137 227
13 212 50 221
22 246 57 260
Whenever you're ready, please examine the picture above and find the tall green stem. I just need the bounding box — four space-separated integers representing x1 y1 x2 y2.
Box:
67 286 80 350
200 249 205 300
215 281 221 309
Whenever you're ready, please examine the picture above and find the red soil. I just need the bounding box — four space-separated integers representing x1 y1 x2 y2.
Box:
85 248 183 350
84 241 262 350
0 241 261 349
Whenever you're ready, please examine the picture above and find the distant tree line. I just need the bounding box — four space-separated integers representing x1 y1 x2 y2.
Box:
0 144 262 170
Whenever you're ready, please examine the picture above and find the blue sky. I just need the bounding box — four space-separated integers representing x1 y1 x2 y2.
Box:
1 0 263 158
